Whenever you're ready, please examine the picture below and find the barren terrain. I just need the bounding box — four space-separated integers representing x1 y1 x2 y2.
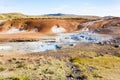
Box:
0 13 120 80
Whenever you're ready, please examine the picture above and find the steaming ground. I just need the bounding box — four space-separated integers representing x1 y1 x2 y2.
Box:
0 30 112 53
0 17 119 53
0 16 120 80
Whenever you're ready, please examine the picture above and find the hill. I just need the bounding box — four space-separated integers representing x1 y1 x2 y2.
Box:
0 13 100 20
0 13 29 20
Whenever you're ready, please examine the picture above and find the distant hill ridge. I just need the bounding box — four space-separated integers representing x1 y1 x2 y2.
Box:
0 12 100 20
43 13 76 16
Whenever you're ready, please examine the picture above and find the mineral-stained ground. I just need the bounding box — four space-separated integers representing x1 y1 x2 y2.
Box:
0 14 120 80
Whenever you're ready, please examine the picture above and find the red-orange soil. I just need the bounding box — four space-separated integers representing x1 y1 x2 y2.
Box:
0 17 120 41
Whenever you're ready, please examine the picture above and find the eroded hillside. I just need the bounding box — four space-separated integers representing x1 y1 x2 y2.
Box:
0 16 120 42
0 18 89 33
0 18 90 41
79 17 120 35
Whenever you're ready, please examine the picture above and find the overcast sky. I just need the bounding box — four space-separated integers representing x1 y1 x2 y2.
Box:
0 0 120 16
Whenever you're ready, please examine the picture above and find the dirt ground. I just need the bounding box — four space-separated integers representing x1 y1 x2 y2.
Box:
0 43 120 80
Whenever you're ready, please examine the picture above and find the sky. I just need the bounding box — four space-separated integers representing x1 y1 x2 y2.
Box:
0 0 120 16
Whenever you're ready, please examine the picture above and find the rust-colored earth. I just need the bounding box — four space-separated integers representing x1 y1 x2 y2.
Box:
0 18 88 41
0 17 120 41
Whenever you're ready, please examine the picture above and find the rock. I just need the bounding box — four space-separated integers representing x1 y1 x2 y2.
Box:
66 74 74 80
98 42 104 45
55 45 61 49
69 44 75 46
114 44 119 48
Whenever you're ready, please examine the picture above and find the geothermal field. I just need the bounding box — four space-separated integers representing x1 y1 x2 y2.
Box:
0 13 120 80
